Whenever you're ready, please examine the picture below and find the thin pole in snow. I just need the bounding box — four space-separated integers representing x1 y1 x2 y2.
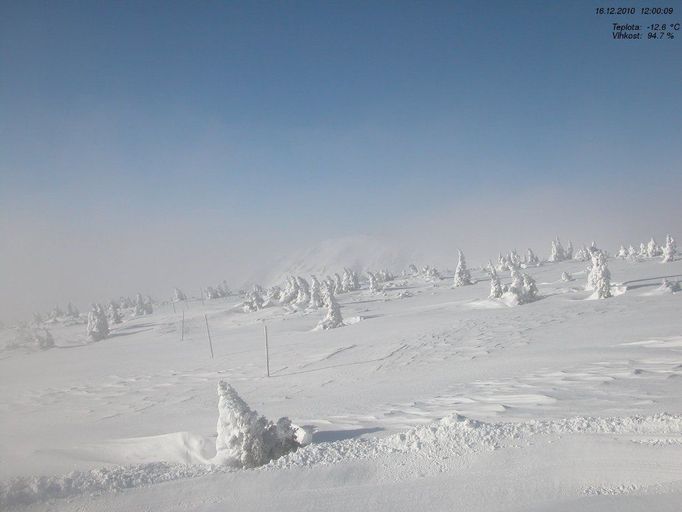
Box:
172 301 176 314
204 314 214 359
263 321 270 377
181 310 185 341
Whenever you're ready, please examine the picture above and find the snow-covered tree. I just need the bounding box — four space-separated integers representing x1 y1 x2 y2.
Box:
453 250 472 287
408 264 419 276
87 304 109 341
341 268 353 292
647 237 661 258
509 249 521 268
662 234 676 263
334 273 344 294
487 262 503 299
617 245 627 259
205 286 221 300
66 302 79 318
367 271 380 294
308 276 324 309
14 325 54 350
588 251 611 299
218 281 231 297
263 286 282 307
565 241 574 260
574 246 589 262
503 267 538 305
108 301 122 324
549 237 566 262
638 242 648 258
279 276 299 305
295 276 310 305
134 293 153 316
496 253 509 272
526 248 540 267
214 381 299 468
242 288 264 312
561 271 573 282
174 288 187 302
317 283 344 330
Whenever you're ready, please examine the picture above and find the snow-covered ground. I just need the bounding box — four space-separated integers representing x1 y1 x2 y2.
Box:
2 257 682 511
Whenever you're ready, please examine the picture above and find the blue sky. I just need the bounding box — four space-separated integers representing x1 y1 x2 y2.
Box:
1 1 681 319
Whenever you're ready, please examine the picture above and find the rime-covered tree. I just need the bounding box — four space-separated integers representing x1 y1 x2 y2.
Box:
134 293 152 316
662 234 676 263
638 242 648 258
526 248 540 267
341 268 353 292
334 273 344 294
263 286 282 307
487 262 503 299
108 301 122 324
408 264 419 276
214 381 299 468
566 241 574 260
205 286 221 300
523 274 538 301
647 237 661 258
32 312 43 325
496 253 509 272
590 251 612 299
453 250 472 287
617 245 627 259
279 276 299 305
549 237 565 262
574 246 589 262
509 249 521 268
503 267 538 305
87 304 109 341
367 271 380 294
308 276 324 309
173 288 187 302
66 302 79 318
295 276 310 305
317 283 344 330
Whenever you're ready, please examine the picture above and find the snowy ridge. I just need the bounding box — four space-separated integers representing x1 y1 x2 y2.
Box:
268 412 682 469
3 412 682 508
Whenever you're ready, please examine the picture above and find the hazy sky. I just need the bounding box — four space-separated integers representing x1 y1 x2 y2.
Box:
1 1 681 322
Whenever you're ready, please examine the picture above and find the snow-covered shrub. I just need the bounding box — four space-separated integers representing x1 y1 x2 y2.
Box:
87 304 109 341
408 264 419 276
662 234 676 263
119 296 133 309
279 277 299 305
376 269 394 283
214 381 300 468
173 288 187 302
486 262 503 299
508 249 521 268
13 326 54 350
526 248 540 267
317 283 344 330
308 276 323 309
561 271 573 282
658 279 681 293
453 250 472 287
549 237 566 262
587 251 611 299
242 287 264 312
421 265 441 282
565 241 574 260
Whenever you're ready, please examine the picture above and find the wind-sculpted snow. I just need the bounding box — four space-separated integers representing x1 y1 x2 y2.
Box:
0 462 229 508
267 412 682 469
3 412 682 508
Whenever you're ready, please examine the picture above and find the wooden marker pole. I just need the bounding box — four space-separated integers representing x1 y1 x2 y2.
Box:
263 321 270 377
181 310 185 341
204 314 214 359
